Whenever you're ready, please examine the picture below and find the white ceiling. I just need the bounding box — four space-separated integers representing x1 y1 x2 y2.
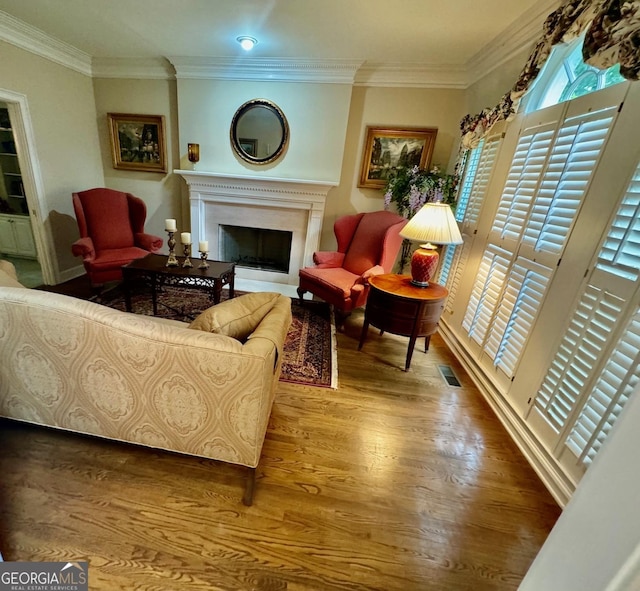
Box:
0 0 557 83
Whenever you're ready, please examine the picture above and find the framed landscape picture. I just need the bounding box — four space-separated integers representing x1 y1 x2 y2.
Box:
358 126 438 189
108 113 167 173
239 138 257 157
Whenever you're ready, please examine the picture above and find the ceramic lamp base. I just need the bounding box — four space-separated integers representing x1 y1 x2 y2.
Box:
410 244 439 287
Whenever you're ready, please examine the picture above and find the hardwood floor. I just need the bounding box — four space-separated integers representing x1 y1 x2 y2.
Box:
0 299 560 590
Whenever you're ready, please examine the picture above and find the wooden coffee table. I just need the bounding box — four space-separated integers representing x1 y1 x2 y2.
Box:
122 253 235 316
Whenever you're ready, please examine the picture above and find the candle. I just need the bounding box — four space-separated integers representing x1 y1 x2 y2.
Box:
181 232 191 244
165 218 177 232
199 240 209 252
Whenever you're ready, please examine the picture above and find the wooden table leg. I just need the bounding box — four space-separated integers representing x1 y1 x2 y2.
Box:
151 275 158 316
358 318 370 351
405 334 418 371
123 274 133 312
213 280 222 304
229 270 235 299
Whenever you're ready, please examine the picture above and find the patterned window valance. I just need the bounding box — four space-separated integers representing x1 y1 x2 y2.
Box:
461 0 640 149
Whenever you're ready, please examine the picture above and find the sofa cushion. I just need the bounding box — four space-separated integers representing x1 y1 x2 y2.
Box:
189 292 281 341
0 260 25 288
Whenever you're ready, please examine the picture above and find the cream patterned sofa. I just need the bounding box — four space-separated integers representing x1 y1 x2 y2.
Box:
0 260 291 504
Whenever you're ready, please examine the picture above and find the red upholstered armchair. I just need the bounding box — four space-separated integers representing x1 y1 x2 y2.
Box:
71 188 163 287
297 210 407 324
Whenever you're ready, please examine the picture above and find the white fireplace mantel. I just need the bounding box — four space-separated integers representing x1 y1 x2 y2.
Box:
175 171 337 285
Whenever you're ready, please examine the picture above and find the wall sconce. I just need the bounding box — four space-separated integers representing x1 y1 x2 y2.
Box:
187 143 200 168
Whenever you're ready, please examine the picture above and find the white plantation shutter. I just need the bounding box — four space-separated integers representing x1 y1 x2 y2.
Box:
443 239 471 314
437 243 456 285
596 165 640 281
462 245 512 346
461 133 502 233
533 286 626 432
531 155 640 470
566 309 640 464
463 95 622 386
455 142 481 223
485 259 553 376
438 133 503 294
492 124 556 242
524 107 618 256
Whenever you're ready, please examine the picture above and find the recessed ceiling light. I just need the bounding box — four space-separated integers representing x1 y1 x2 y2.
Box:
236 36 258 51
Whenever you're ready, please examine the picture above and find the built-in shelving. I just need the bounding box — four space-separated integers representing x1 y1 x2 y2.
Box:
0 108 26 216
0 104 34 258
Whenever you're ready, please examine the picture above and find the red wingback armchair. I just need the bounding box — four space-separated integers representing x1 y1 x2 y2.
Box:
298 210 407 324
71 188 163 287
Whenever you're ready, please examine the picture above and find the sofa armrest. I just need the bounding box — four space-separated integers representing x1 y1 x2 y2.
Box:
71 237 95 261
135 232 163 252
313 251 345 267
245 295 292 368
0 260 18 280
0 260 25 288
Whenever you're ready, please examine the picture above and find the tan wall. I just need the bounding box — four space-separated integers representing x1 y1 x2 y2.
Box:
0 41 104 278
0 40 469 276
321 85 466 249
465 45 533 118
92 78 181 250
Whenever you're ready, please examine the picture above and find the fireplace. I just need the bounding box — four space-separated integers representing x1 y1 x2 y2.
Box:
220 225 293 273
176 171 336 285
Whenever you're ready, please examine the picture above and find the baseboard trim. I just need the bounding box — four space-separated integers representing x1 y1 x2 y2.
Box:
439 321 573 507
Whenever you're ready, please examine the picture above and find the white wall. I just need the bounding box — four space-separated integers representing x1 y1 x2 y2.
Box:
519 386 640 591
176 79 353 183
0 41 104 279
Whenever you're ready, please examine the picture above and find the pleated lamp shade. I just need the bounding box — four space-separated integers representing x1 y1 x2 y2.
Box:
400 202 463 287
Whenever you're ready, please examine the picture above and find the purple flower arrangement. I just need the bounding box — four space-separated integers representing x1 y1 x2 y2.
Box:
383 165 459 219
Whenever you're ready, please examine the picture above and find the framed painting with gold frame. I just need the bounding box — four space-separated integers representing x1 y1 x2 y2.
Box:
108 113 167 173
358 126 437 189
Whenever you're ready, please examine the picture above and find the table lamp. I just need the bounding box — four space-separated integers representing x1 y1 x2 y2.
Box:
400 202 463 287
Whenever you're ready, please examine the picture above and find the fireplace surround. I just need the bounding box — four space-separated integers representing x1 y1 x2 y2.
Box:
176 171 336 285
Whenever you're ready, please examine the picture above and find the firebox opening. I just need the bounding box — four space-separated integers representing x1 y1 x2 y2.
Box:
220 224 292 273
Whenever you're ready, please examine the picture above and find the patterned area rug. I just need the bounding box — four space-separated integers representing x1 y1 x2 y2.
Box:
98 285 338 389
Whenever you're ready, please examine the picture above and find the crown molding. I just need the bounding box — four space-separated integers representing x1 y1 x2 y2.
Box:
168 56 362 84
355 62 468 89
465 0 562 86
0 2 561 88
92 57 175 79
0 10 92 76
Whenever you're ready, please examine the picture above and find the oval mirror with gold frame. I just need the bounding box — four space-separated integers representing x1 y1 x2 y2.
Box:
230 99 289 165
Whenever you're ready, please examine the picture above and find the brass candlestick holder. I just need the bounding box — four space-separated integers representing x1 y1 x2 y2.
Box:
182 244 193 268
166 231 179 267
198 250 209 270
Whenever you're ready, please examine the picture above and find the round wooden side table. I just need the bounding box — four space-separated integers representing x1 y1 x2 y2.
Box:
358 274 448 371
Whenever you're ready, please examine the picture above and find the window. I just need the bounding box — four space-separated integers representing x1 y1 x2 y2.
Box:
438 130 503 300
530 159 640 469
440 32 637 494
527 36 625 112
463 92 621 381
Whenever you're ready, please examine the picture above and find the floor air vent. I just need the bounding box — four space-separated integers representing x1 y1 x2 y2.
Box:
438 365 461 387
